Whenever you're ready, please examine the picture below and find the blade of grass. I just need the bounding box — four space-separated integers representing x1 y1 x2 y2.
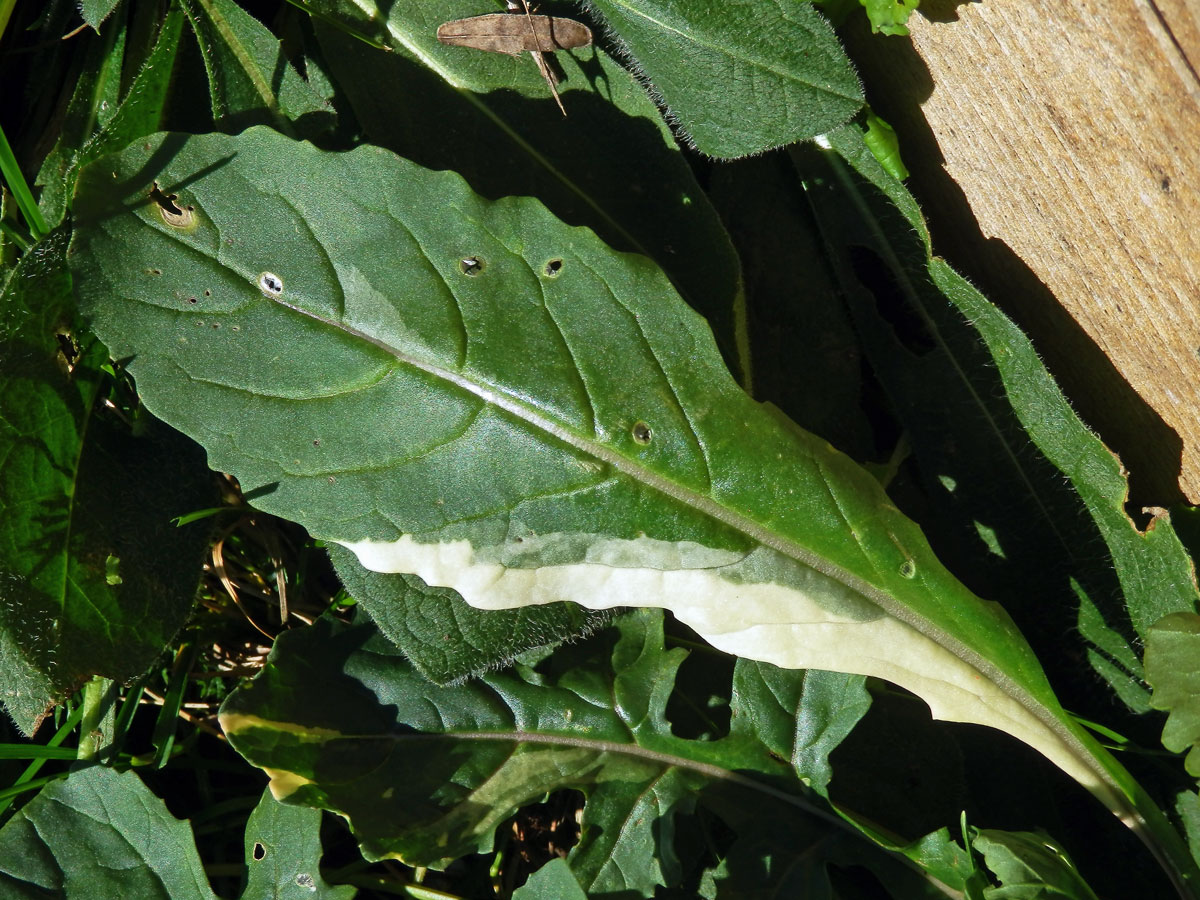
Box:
151 640 199 768
0 746 78 761
0 123 47 240
107 677 148 761
0 218 30 252
0 702 85 818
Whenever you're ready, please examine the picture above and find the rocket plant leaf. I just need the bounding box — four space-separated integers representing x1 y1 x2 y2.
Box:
67 128 1187 877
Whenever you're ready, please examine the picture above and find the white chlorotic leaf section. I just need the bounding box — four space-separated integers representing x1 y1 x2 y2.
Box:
338 534 1117 806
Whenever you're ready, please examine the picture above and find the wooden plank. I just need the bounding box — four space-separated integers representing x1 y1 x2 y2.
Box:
845 0 1200 504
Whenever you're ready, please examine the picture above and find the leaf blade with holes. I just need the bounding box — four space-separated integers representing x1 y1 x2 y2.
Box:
70 128 1148 846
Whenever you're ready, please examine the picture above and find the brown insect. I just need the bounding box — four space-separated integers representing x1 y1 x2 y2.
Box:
437 1 593 115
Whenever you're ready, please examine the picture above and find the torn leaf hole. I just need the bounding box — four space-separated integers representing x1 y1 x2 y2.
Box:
259 272 284 296
460 257 483 276
149 182 195 228
55 332 79 372
544 258 563 277
632 421 652 445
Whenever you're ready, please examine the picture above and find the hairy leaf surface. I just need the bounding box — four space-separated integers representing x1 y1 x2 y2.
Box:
71 127 1134 823
583 0 863 157
327 543 611 683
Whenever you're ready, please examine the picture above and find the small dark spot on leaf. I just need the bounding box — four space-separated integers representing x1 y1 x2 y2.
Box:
544 258 563 277
146 268 162 276
204 289 211 296
514 536 524 543
632 421 652 444
313 439 320 447
899 559 917 579
253 843 266 861
1161 176 1171 192
211 322 220 329
187 297 198 304
460 257 483 276
231 325 240 332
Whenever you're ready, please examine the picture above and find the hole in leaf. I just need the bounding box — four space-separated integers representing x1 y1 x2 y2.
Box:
187 297 198 304
460 257 483 276
252 842 266 861
544 258 563 277
259 272 284 296
149 183 194 228
632 422 652 445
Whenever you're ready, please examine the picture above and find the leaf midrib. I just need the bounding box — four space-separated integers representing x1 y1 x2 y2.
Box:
259 284 1082 758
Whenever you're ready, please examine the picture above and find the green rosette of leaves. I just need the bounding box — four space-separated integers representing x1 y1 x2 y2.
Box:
67 128 1199 896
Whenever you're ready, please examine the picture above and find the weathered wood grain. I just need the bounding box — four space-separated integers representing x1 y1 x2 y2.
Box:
846 0 1200 504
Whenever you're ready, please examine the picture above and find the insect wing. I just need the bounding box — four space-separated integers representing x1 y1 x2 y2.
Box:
436 13 592 55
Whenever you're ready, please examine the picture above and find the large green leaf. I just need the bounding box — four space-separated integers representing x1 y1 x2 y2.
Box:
583 0 864 157
0 766 217 899
311 0 748 382
0 231 215 733
67 128 1191 885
